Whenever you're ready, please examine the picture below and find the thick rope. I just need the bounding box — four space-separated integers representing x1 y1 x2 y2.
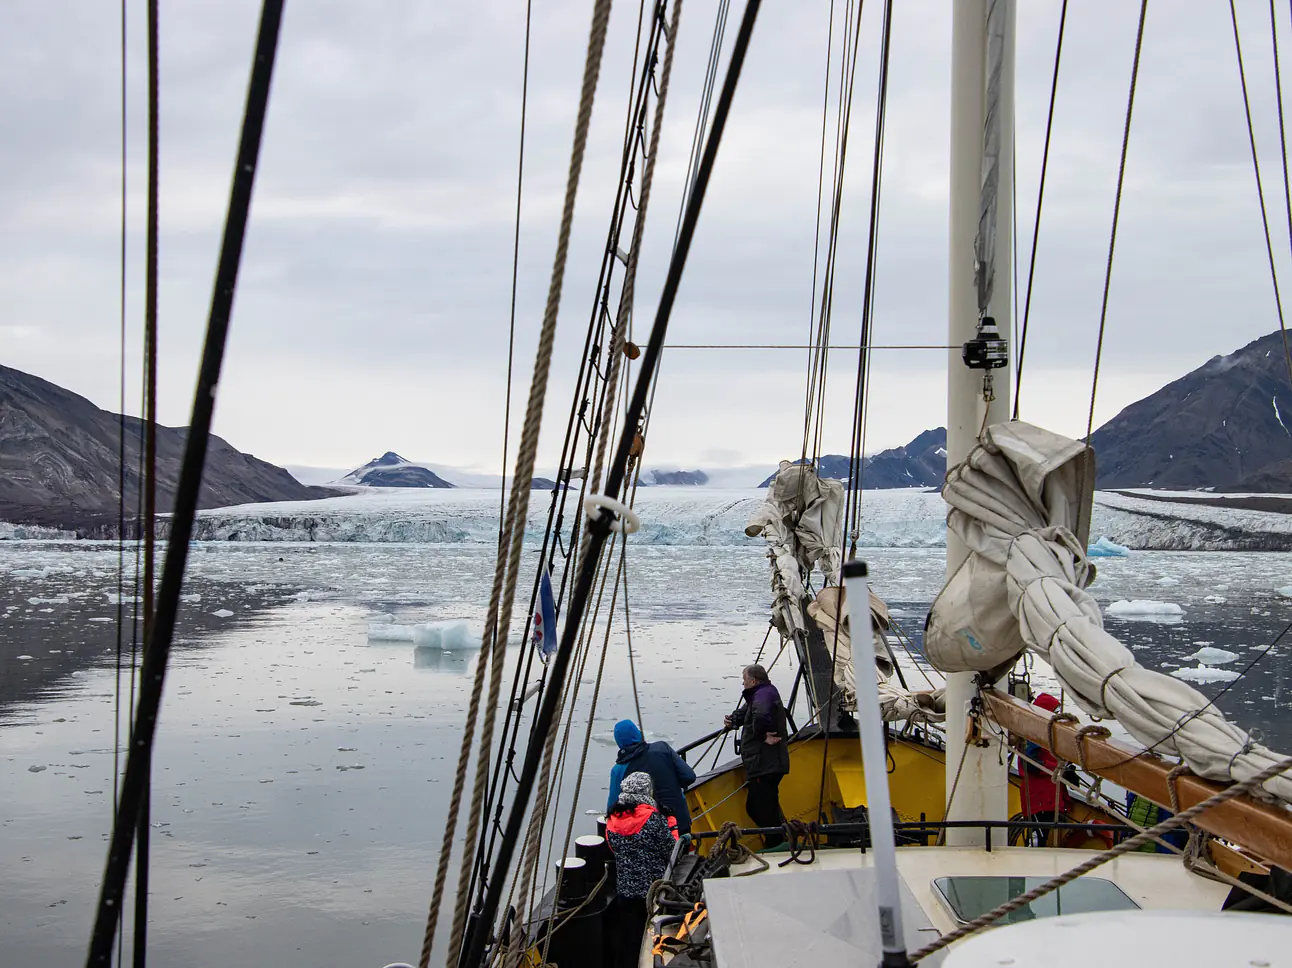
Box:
910 755 1292 962
1086 0 1147 443
421 4 613 966
587 0 682 501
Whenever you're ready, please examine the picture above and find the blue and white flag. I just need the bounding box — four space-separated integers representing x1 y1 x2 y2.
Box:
532 566 558 663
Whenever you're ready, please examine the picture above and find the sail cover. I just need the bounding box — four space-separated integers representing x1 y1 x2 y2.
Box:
926 420 1292 802
748 461 944 723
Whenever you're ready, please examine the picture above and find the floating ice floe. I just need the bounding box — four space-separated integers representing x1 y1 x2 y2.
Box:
1185 646 1240 665
211 608 235 618
366 620 474 649
28 596 68 605
1156 577 1181 586
1171 664 1242 684
1105 600 1185 620
1278 586 1292 599
1087 536 1131 557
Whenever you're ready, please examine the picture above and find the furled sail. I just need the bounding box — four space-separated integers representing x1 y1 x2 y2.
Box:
926 420 1292 802
747 460 943 723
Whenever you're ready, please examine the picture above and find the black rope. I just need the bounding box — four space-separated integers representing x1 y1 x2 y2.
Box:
1231 0 1292 391
1014 0 1067 420
133 0 161 961
1271 0 1292 388
843 0 893 548
86 3 284 962
495 0 532 561
673 0 731 251
1086 0 1147 444
462 5 762 965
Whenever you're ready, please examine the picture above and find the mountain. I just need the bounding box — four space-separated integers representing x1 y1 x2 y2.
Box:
0 363 334 533
758 428 947 489
340 452 455 488
640 469 709 486
1089 331 1292 491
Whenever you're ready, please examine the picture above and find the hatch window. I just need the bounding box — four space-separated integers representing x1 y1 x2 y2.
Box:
932 876 1140 925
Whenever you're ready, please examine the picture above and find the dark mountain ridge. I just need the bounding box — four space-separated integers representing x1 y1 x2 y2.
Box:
759 428 947 489
0 364 336 534
1089 331 1292 491
340 451 455 488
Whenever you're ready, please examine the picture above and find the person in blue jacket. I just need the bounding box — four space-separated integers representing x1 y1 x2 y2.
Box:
607 720 697 835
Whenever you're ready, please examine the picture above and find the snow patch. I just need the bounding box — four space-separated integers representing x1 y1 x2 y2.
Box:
1276 396 1291 436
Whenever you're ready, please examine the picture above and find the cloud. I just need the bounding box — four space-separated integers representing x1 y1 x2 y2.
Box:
3 0 1290 475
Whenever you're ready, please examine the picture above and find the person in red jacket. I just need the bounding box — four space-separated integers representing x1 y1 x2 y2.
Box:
1018 692 1071 845
606 772 679 968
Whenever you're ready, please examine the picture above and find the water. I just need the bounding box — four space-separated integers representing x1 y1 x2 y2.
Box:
3 542 1292 965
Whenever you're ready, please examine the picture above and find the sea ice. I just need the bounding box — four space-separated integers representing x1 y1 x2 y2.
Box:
1088 537 1131 557
1204 595 1228 604
1106 600 1184 617
1156 577 1180 586
1171 664 1241 684
211 609 235 618
1278 587 1292 599
1185 646 1240 665
28 596 68 605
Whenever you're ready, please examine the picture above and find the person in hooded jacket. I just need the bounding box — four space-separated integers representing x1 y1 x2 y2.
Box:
605 772 679 968
607 720 697 835
724 663 790 846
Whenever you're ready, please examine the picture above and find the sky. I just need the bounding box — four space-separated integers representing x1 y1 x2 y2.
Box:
4 1 1292 485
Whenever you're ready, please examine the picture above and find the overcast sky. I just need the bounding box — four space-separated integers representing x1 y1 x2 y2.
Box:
4 1 1292 483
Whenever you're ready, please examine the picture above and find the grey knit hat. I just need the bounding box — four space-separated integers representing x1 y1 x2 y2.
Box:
618 771 656 807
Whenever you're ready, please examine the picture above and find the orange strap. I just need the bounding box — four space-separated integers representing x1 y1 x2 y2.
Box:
651 903 708 956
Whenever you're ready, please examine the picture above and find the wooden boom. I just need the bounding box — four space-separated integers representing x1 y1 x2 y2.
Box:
981 688 1292 871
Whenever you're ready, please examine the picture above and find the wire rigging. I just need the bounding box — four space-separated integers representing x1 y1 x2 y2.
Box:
1014 0 1067 420
1086 0 1148 444
86 4 285 962
1271 0 1292 388
1230 0 1292 395
459 4 762 964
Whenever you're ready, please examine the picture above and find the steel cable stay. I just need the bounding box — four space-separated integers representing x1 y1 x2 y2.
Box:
1272 0 1292 387
1230 0 1292 390
458 4 762 964
86 2 285 963
466 0 674 918
1013 0 1067 419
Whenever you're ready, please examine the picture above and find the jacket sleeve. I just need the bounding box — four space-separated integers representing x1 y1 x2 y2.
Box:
607 763 625 812
728 705 747 727
750 689 777 739
671 748 697 788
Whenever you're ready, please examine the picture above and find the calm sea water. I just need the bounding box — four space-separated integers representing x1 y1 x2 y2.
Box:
3 542 1291 966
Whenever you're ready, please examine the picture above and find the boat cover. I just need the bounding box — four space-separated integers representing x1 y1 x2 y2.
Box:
701 866 944 967
926 420 1292 802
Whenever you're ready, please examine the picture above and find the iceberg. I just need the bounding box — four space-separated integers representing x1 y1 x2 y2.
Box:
1185 646 1240 665
1171 664 1241 684
1087 536 1130 557
367 624 416 642
1105 600 1185 623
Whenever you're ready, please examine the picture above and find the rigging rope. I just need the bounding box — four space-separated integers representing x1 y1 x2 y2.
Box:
910 755 1292 961
1013 0 1067 420
844 0 894 549
1231 0 1292 391
430 4 616 966
87 3 285 962
460 3 763 964
1271 0 1292 388
1086 0 1148 444
496 0 533 554
134 1 161 961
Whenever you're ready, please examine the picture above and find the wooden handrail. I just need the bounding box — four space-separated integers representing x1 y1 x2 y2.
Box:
981 688 1292 870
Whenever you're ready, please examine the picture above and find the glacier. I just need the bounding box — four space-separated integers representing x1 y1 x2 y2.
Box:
153 485 1292 551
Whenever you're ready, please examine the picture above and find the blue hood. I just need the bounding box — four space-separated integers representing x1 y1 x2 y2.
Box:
614 720 643 749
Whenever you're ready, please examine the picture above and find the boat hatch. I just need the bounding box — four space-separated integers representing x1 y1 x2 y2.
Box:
931 875 1139 926
700 867 946 966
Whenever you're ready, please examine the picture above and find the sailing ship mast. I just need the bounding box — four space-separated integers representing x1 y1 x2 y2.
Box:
945 0 1014 845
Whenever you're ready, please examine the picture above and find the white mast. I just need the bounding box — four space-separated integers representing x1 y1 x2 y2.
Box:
945 0 1014 847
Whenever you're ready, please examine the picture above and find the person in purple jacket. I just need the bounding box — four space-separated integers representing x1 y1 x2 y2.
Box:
723 663 790 846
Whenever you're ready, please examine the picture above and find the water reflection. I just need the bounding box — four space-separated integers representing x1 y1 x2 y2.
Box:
413 644 479 675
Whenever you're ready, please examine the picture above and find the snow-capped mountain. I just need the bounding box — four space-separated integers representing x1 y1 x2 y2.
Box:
759 429 947 489
339 452 455 488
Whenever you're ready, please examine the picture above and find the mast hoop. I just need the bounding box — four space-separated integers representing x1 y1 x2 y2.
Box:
583 493 642 534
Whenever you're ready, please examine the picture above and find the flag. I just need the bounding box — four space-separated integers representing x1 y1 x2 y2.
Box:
532 566 558 663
